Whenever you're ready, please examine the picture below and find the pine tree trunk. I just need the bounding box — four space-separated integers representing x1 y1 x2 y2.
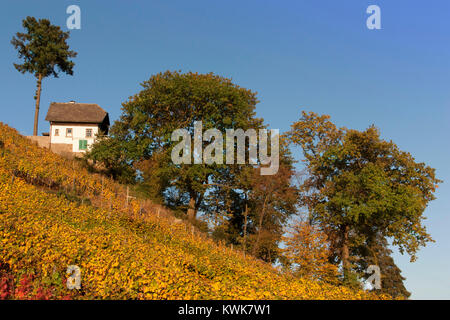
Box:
33 74 43 136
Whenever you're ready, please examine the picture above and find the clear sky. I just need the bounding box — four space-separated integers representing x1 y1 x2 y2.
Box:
1 0 449 299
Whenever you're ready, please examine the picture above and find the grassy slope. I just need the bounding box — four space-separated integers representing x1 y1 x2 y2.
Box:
0 122 389 299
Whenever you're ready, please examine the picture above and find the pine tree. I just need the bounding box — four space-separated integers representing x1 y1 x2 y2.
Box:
356 233 411 298
11 16 77 135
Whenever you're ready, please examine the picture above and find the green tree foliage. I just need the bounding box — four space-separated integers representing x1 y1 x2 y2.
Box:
285 111 441 281
89 70 262 213
88 71 299 262
11 16 77 136
84 135 136 184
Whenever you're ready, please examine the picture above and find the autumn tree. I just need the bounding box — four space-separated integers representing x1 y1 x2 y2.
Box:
11 17 77 136
246 163 298 261
208 164 298 262
282 220 338 282
285 111 441 282
206 140 298 263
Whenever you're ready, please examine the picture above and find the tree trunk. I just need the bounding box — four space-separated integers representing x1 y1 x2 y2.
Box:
187 195 196 220
243 201 248 257
341 224 350 279
33 74 43 136
252 195 268 256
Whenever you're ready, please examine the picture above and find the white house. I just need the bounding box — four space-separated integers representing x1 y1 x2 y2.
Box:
44 101 110 158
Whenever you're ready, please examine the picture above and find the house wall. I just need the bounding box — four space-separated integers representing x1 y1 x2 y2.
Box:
50 123 99 153
50 143 75 159
26 136 50 149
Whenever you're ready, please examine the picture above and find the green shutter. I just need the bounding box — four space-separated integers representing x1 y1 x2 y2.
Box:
79 140 87 150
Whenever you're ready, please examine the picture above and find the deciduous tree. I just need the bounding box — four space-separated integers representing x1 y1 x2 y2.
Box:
90 71 263 220
285 111 441 282
282 220 338 282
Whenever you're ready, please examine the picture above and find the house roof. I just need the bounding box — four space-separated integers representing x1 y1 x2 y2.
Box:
45 102 110 125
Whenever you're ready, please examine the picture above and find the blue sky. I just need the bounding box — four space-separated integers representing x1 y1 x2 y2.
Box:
1 0 449 299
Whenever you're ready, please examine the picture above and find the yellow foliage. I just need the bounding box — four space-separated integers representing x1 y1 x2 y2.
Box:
283 221 338 283
0 122 391 300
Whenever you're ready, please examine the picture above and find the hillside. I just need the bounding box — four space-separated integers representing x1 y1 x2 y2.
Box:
0 122 389 300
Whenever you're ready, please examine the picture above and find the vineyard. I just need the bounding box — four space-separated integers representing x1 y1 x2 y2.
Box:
0 122 390 300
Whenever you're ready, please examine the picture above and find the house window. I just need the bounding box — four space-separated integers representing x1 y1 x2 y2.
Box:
54 129 59 136
86 128 93 138
66 128 73 137
79 140 88 150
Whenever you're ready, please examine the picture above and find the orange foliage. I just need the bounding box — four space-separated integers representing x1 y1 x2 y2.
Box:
283 221 338 282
